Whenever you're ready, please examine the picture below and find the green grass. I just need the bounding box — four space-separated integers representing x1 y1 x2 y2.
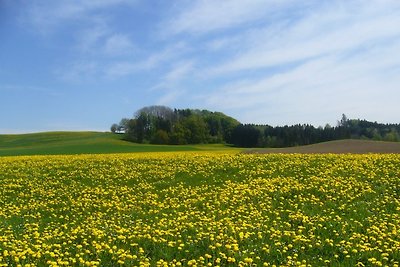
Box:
0 131 240 156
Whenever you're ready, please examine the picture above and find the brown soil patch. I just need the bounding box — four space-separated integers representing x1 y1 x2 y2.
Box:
246 139 400 154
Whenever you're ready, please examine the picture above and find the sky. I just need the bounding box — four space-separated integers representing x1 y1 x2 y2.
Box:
1 0 400 133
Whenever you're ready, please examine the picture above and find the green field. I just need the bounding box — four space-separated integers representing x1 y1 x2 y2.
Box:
0 153 399 266
0 132 240 156
2 132 399 157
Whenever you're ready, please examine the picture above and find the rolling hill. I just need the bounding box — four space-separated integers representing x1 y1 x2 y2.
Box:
0 131 239 156
247 139 400 154
1 132 399 156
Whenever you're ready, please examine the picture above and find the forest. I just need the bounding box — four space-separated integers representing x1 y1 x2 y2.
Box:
111 106 400 147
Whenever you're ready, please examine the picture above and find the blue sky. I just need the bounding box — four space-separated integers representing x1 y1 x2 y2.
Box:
1 0 400 133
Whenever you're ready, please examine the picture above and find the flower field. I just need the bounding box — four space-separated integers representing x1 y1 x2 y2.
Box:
0 153 399 267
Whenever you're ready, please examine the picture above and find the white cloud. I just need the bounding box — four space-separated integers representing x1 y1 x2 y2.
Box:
10 0 400 129
105 62 137 78
56 61 99 82
76 30 136 56
22 0 140 82
75 22 110 53
103 34 135 56
24 0 135 32
166 0 300 35
106 42 188 78
202 36 400 125
173 0 400 125
206 2 400 75
150 61 194 105
164 61 194 83
23 0 137 52
156 89 184 106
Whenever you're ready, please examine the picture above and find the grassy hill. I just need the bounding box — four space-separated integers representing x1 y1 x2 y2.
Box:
0 131 240 156
2 132 399 157
247 139 400 154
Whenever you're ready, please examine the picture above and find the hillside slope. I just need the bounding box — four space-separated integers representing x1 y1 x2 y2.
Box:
0 132 238 156
247 139 400 154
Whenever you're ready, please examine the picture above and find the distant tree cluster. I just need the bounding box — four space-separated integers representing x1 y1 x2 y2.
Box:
229 114 400 147
112 109 400 147
111 106 239 145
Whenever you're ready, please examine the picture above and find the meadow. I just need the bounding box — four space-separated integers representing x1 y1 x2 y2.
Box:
0 152 399 266
0 132 240 156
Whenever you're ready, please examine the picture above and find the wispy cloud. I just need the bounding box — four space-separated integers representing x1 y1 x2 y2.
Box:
24 0 135 33
6 0 400 132
206 2 400 75
203 36 400 125
165 0 302 35
151 60 195 105
156 89 184 106
105 42 188 78
163 61 194 84
56 61 100 82
74 21 110 53
176 0 400 125
75 25 136 56
103 34 135 56
22 0 138 82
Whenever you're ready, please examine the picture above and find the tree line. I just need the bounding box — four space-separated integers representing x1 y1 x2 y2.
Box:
112 107 400 147
111 106 240 145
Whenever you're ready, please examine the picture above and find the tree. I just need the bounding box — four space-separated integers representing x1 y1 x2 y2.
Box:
151 130 170 144
384 129 400 142
134 112 151 143
110 123 118 133
182 115 209 144
338 114 349 127
118 118 130 133
117 105 239 145
170 122 189 145
135 105 174 121
371 129 382 141
231 124 261 147
113 106 400 147
124 119 137 141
